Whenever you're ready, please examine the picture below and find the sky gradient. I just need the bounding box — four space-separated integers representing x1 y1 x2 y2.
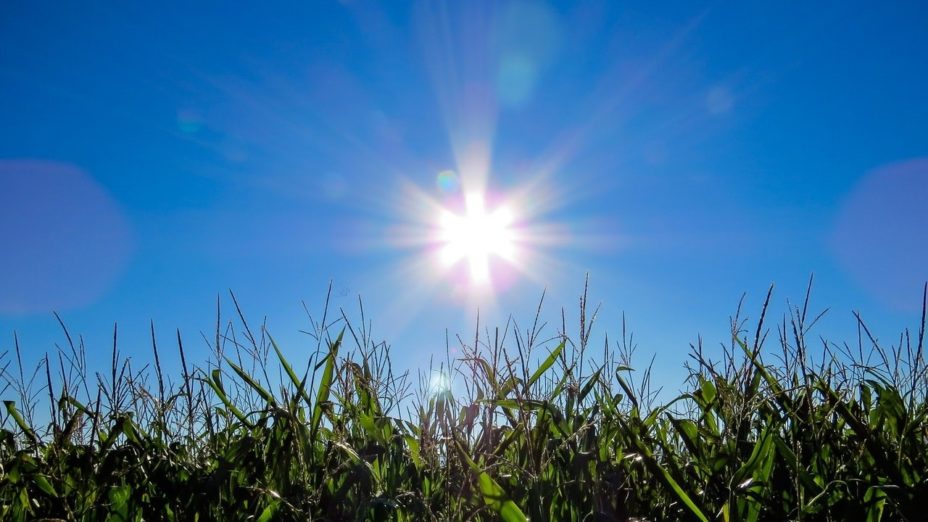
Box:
2 1 926 390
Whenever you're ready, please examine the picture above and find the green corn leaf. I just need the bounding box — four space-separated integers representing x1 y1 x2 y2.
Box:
4 401 37 444
579 366 604 402
477 471 528 522
257 499 280 522
225 358 276 406
771 436 822 494
699 376 717 404
270 334 314 409
819 378 906 487
205 370 250 425
670 418 702 456
311 328 344 439
618 414 709 522
405 435 422 469
649 457 709 522
475 357 499 392
528 340 565 389
109 484 131 520
60 395 91 416
453 436 527 522
489 398 566 435
34 475 57 498
864 486 887 522
732 427 774 487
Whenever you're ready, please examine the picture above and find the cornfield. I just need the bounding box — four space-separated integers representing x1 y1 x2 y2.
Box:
2 282 926 521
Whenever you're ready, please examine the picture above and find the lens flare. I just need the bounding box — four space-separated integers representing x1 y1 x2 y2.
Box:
0 160 133 315
436 169 460 194
429 371 452 397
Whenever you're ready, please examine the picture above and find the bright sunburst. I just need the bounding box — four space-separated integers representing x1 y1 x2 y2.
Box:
368 169 584 322
437 192 517 284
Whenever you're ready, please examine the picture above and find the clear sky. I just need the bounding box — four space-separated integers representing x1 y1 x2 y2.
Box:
2 1 926 390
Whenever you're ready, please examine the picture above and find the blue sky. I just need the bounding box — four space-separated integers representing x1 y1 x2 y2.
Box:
2 1 926 390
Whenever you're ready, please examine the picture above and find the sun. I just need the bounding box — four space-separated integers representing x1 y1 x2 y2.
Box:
437 192 516 284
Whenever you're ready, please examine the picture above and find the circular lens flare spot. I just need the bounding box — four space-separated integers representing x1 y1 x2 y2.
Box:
436 170 460 194
429 371 452 397
438 192 516 284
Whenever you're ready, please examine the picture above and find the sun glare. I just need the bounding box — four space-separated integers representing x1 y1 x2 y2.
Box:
438 192 516 284
429 371 452 397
